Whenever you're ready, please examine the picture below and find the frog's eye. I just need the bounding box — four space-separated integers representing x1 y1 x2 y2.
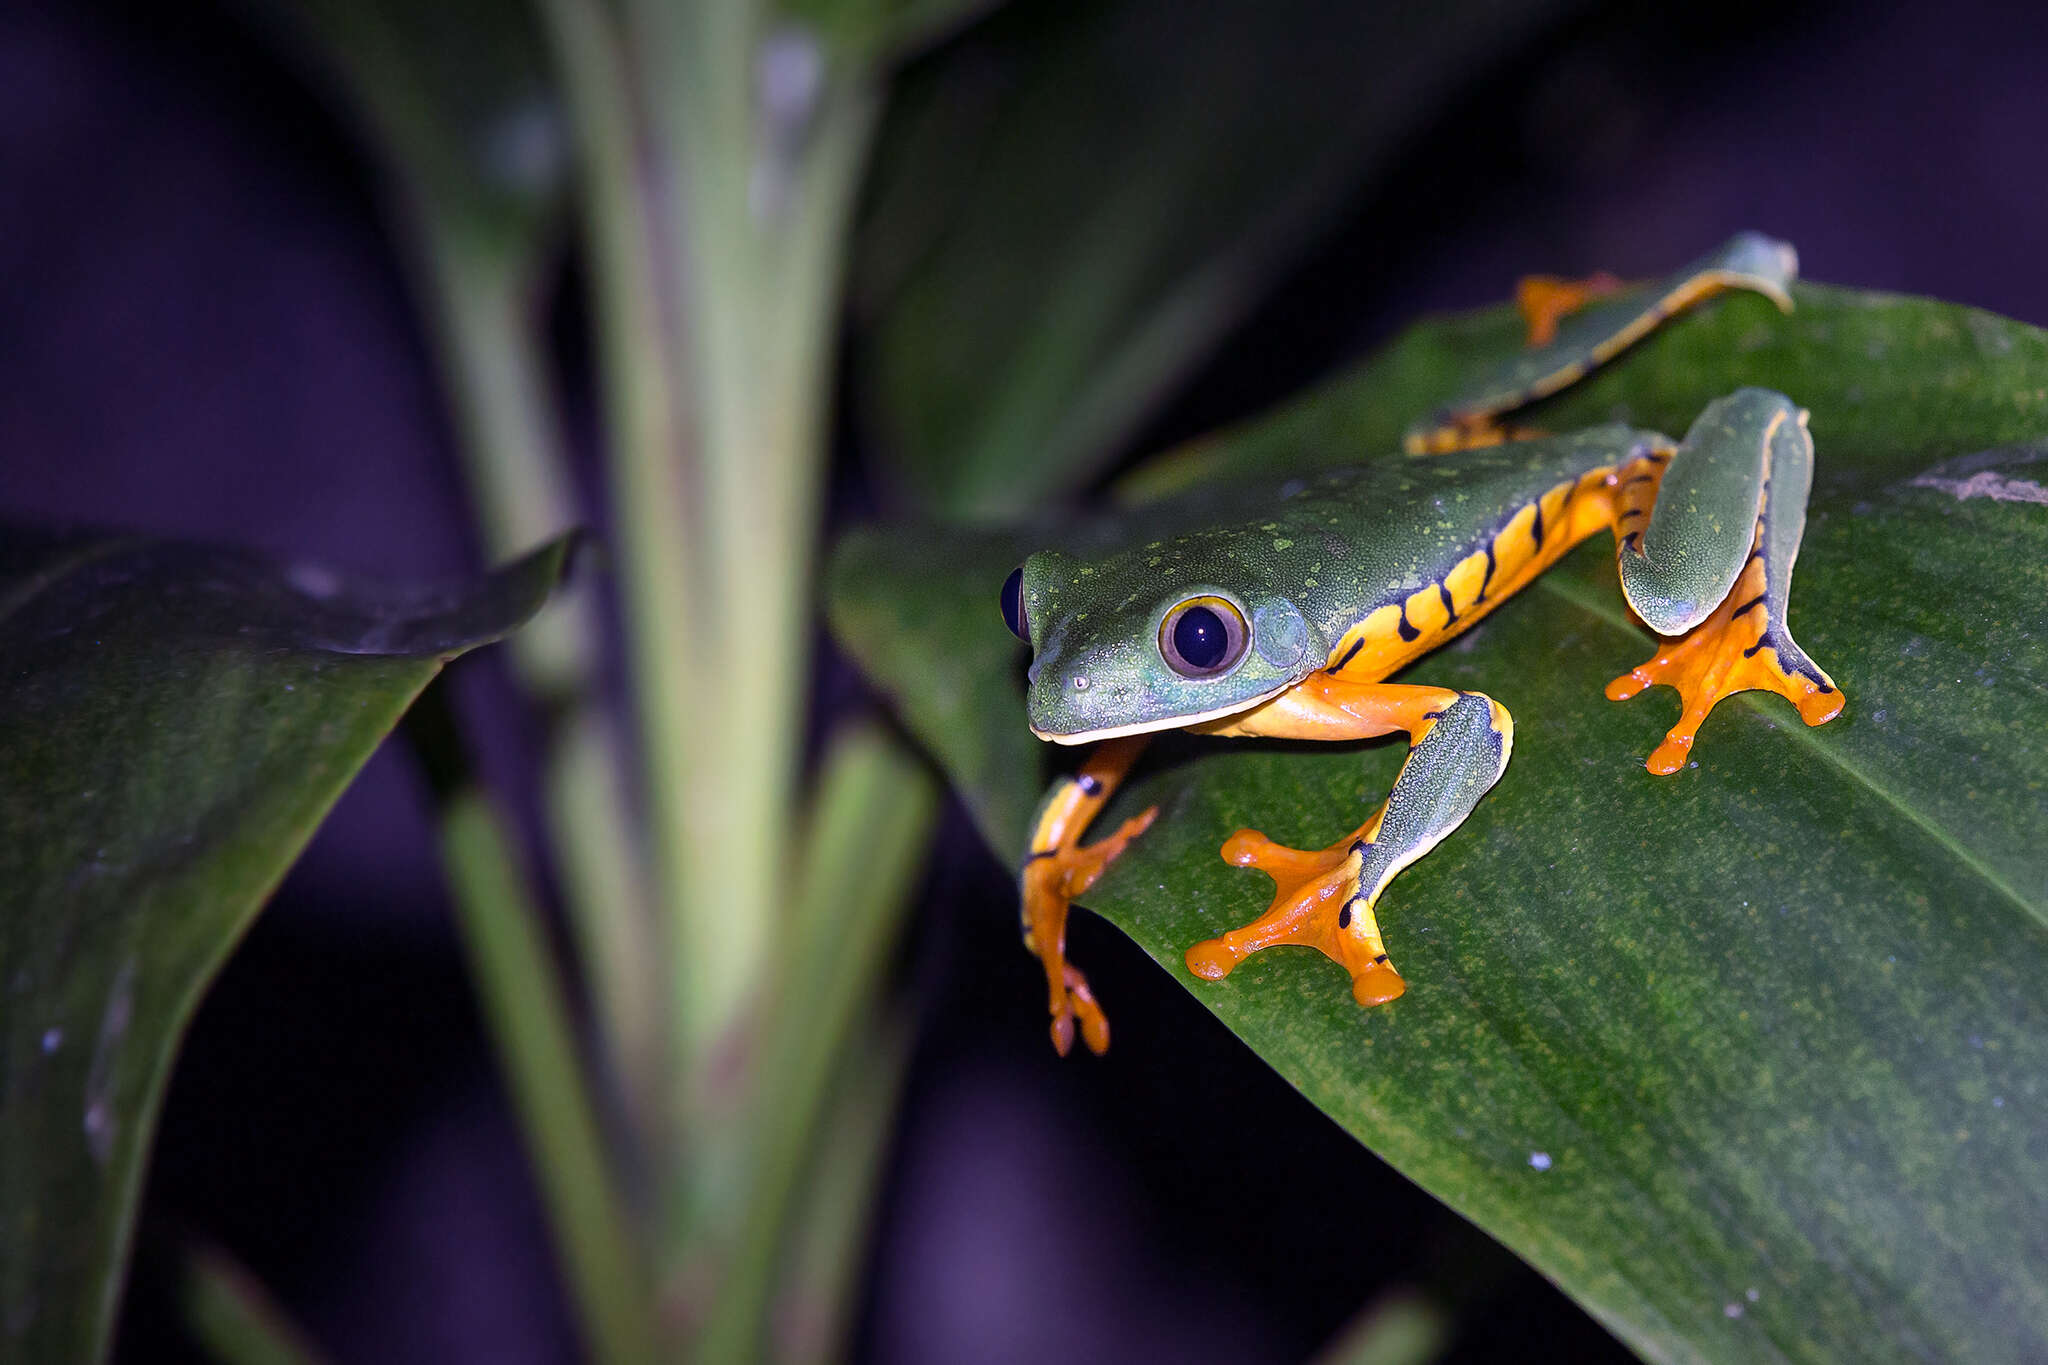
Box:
1159 595 1248 678
1000 566 1030 642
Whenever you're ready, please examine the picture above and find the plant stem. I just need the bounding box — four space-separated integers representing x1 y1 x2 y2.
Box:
533 0 704 1170
409 205 666 1152
696 723 938 1363
616 0 885 1236
180 1241 329 1365
1312 1289 1453 1365
770 1018 915 1365
439 786 658 1365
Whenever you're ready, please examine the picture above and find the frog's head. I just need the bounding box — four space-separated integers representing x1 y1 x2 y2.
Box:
1003 547 1325 744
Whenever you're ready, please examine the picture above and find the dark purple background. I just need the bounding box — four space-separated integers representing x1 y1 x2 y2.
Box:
6 1 2045 1361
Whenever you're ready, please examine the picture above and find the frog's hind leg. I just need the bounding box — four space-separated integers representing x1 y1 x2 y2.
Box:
1020 737 1158 1055
1406 231 1799 454
1605 387 1844 774
1184 677 1513 1007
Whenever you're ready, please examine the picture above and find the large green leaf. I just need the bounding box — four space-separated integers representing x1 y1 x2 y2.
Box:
851 0 1581 516
828 285 2048 1362
0 531 575 1364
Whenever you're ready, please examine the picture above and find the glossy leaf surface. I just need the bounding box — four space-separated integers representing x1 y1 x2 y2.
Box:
0 531 574 1363
829 285 2048 1362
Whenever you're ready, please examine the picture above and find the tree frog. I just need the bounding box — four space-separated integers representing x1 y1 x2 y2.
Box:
1000 233 1844 1055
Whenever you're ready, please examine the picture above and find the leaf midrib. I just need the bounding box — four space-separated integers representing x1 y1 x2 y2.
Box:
1531 571 2046 932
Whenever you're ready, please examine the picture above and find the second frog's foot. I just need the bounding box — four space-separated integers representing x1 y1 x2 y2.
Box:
1185 823 1407 1007
1606 564 1843 775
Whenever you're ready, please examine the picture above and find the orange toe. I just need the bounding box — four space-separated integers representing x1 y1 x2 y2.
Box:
1608 569 1841 774
1023 799 1159 1057
1188 823 1406 1009
1351 961 1406 1007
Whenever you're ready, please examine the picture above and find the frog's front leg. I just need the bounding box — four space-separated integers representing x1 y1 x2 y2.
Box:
1605 387 1844 772
1020 736 1158 1055
1183 676 1513 1006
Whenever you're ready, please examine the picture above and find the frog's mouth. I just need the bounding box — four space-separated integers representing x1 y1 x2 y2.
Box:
1029 680 1292 746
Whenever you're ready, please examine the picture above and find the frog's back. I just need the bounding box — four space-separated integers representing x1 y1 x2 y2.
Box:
1106 423 1661 680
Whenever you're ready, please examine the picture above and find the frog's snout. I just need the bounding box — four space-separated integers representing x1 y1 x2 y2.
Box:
1026 662 1145 742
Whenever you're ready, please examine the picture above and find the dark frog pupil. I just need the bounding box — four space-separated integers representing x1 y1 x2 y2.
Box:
1000 566 1028 642
1173 605 1229 670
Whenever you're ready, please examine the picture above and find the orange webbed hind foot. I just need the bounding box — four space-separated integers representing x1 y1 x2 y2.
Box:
1517 270 1624 346
1606 554 1843 774
1184 820 1407 1008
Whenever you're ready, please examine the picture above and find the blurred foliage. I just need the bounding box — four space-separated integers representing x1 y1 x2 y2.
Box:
830 284 2048 1362
0 533 574 1363
851 0 1581 516
248 0 568 253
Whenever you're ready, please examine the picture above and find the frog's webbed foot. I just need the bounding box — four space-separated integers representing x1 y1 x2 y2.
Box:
1020 736 1157 1055
1184 681 1512 1007
1606 550 1843 773
1187 821 1408 1006
1605 389 1844 773
1516 269 1622 346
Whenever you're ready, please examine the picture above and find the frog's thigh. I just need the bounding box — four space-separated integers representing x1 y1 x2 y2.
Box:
1609 387 1843 773
1185 677 1513 1007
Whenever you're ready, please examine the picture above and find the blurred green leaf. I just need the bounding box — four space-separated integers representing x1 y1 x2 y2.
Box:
179 1240 330 1365
851 0 1579 516
829 285 2048 1361
0 531 575 1364
780 0 1002 66
245 0 567 262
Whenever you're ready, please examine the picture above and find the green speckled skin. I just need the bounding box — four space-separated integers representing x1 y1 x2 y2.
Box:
1020 423 1664 739
1620 387 1795 633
